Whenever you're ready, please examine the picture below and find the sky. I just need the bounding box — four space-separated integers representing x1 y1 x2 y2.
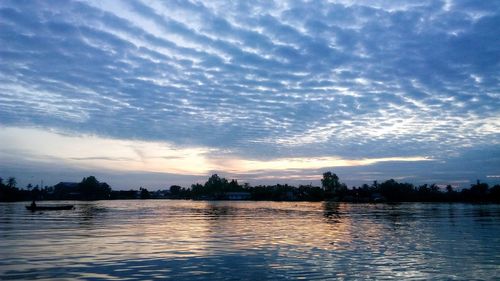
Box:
0 0 499 189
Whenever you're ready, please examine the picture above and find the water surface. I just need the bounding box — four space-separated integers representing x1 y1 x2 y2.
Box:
1 200 499 280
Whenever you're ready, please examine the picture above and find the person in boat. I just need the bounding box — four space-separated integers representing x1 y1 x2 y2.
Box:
30 200 36 208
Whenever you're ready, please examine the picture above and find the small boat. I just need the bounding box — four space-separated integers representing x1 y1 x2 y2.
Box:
26 205 74 211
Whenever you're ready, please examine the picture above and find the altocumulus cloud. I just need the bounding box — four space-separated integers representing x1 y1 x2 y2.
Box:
0 0 499 188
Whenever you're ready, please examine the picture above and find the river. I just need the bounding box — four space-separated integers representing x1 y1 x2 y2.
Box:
1 200 499 280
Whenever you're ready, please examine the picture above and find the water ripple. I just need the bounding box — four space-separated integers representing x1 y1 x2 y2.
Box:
1 201 499 280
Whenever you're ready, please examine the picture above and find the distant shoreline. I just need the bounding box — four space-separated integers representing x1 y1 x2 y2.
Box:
3 199 500 205
2 173 499 203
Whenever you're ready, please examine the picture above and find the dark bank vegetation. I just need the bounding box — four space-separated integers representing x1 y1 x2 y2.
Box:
1 172 499 203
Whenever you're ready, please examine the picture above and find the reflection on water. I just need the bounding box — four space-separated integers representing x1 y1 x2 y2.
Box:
1 201 499 280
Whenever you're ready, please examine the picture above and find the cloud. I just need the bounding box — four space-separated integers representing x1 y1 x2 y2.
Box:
0 126 214 175
0 0 499 186
217 156 432 174
0 126 431 172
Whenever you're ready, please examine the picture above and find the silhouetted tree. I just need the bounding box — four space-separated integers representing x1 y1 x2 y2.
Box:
321 171 348 199
462 180 489 202
297 184 324 201
7 177 16 188
228 179 241 192
31 185 41 200
170 185 181 194
140 187 150 199
490 185 500 202
205 174 228 189
78 176 111 200
190 183 204 198
322 172 339 191
379 179 415 202
0 176 26 201
193 174 230 199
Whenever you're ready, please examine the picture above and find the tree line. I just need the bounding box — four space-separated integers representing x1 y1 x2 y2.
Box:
0 176 111 201
1 172 499 203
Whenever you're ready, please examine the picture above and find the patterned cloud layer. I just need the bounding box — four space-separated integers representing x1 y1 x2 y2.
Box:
1 0 499 187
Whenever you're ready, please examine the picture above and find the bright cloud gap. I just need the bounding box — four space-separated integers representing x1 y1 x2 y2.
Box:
0 126 432 176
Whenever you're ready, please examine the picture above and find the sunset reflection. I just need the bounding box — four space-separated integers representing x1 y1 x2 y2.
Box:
1 201 499 280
